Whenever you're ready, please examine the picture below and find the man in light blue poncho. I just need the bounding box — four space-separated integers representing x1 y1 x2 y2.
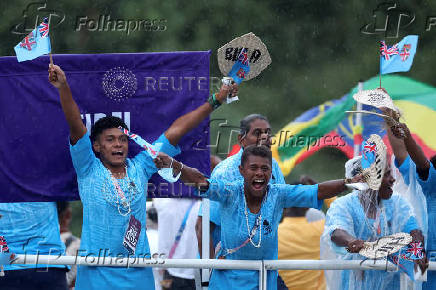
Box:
322 154 426 290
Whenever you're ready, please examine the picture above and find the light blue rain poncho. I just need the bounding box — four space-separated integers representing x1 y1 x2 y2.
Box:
321 156 427 290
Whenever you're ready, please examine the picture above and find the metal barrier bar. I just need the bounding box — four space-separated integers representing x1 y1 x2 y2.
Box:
264 260 436 271
13 255 262 270
11 255 436 290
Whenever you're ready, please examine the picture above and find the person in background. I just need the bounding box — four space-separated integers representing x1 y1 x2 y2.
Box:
145 202 161 290
195 155 222 259
57 202 81 290
154 198 200 290
278 176 326 290
383 106 436 289
0 202 67 290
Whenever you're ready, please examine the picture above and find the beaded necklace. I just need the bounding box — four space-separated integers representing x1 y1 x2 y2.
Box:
102 165 138 216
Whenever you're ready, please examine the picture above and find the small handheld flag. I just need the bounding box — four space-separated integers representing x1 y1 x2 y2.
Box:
228 48 251 85
388 241 426 281
118 127 162 159
14 17 51 62
380 35 418 75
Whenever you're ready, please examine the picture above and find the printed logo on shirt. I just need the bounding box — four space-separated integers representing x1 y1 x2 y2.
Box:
263 220 272 236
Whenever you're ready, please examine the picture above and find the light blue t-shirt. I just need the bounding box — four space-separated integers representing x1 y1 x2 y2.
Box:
70 132 180 290
199 179 320 290
324 192 419 290
198 148 286 247
0 202 66 271
396 156 436 290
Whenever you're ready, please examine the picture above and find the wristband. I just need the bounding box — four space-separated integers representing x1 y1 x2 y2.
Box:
208 93 221 110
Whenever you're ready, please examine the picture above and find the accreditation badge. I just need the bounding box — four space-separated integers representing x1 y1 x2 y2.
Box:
123 215 142 255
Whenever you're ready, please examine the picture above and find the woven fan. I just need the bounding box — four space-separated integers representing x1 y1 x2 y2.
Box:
361 134 387 190
353 89 396 111
217 32 271 82
351 88 402 127
359 232 412 259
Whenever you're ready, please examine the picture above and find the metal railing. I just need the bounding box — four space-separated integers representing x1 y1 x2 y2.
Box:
6 255 435 290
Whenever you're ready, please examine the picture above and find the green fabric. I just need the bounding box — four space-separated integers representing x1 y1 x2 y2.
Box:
277 94 355 160
350 75 436 111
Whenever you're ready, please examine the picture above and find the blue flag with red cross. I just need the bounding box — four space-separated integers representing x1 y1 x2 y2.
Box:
380 35 418 75
14 17 51 62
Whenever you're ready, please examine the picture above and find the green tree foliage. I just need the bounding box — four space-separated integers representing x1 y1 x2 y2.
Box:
2 0 436 235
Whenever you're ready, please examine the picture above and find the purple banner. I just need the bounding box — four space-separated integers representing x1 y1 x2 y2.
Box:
0 52 211 202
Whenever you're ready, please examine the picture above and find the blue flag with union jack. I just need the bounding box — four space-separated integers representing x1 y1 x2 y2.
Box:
14 18 51 62
361 139 376 169
228 48 250 84
388 241 425 281
380 35 418 75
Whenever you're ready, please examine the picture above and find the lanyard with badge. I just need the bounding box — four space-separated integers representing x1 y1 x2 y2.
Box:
103 161 142 255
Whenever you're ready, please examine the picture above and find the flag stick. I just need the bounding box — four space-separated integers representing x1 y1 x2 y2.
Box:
379 73 382 88
379 39 382 88
353 82 363 157
48 16 53 66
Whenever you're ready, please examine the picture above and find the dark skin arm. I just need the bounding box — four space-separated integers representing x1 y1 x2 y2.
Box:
48 65 87 145
154 154 208 187
385 123 408 166
331 229 364 253
195 216 216 259
399 124 430 171
317 175 364 200
164 83 238 146
381 107 430 174
154 154 364 198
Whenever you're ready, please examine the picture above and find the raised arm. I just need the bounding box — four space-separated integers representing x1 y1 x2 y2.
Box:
399 123 430 171
381 107 408 165
48 65 86 144
317 174 363 200
164 83 238 146
386 125 408 165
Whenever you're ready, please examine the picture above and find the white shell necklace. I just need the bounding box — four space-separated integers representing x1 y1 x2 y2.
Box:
243 191 268 248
